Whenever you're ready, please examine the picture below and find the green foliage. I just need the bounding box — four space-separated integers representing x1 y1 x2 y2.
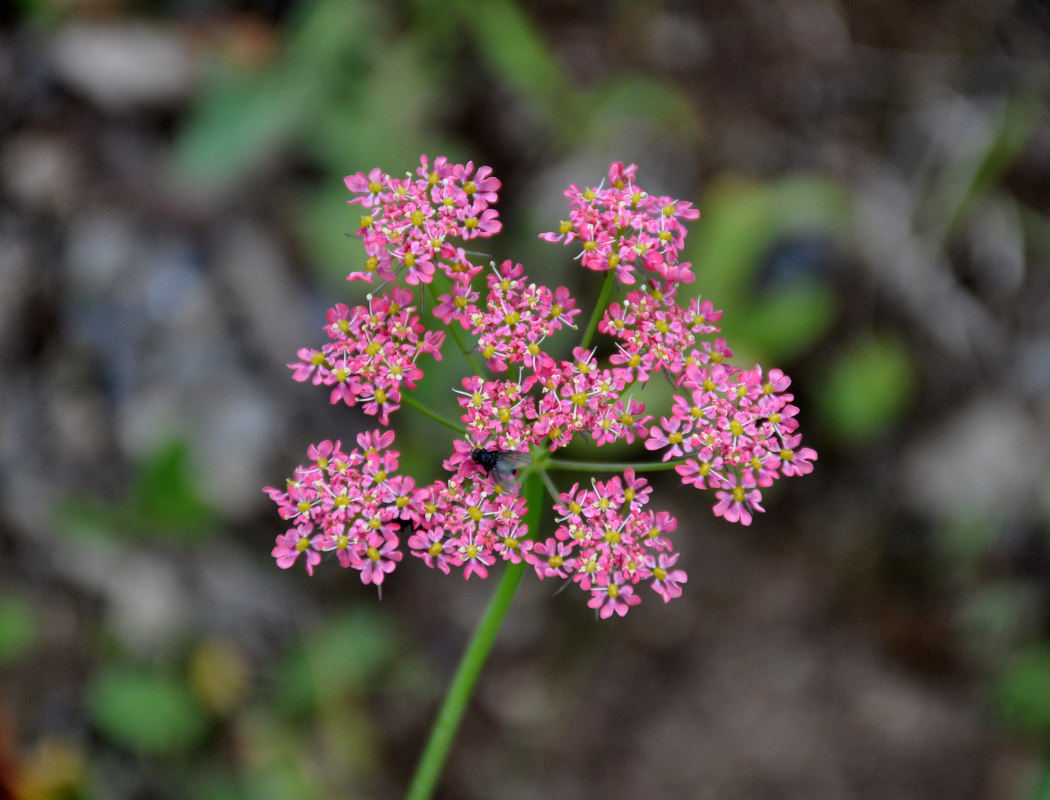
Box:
815 335 915 445
87 665 208 755
173 0 397 187
460 0 571 110
958 582 1043 666
59 439 216 544
919 88 1043 241
274 608 401 714
0 597 35 664
996 646 1050 743
687 174 845 365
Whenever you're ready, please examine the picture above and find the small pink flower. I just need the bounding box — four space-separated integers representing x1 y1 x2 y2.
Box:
358 531 402 587
408 527 455 574
526 538 576 580
272 525 323 575
712 472 765 526
777 433 818 477
647 552 687 603
588 576 641 619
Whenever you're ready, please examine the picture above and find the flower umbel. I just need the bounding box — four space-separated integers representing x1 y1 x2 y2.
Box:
268 157 817 618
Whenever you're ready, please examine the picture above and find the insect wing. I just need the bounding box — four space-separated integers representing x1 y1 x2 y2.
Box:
489 467 520 493
487 450 531 493
492 451 531 472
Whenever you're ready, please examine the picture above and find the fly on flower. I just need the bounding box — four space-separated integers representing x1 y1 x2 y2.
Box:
470 446 531 493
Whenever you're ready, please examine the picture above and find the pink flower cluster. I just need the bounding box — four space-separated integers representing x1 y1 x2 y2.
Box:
527 470 685 618
407 477 531 580
647 362 817 525
600 283 723 384
435 260 581 373
539 161 700 285
267 156 818 618
266 433 409 587
446 350 652 458
344 155 501 285
286 287 444 424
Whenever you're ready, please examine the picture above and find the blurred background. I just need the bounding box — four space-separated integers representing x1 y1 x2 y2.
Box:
2 0 1050 798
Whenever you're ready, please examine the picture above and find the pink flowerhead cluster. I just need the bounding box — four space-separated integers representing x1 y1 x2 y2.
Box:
539 160 700 285
265 432 410 588
287 287 444 424
344 155 501 285
600 283 723 383
407 476 532 579
527 469 684 618
436 259 581 373
267 157 817 618
648 362 817 525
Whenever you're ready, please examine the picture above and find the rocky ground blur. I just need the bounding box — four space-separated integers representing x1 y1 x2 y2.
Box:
2 2 1050 798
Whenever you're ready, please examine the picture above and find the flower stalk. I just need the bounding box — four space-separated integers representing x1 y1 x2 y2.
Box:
405 473 543 800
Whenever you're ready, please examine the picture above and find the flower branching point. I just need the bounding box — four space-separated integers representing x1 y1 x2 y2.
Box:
266 156 817 616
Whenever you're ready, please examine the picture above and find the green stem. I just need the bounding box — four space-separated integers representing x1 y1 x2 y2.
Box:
546 457 682 473
405 473 545 800
400 393 465 434
578 270 618 351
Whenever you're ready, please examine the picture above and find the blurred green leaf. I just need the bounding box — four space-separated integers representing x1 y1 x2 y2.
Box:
57 439 215 546
193 771 246 800
276 608 400 713
129 440 216 538
308 40 440 173
733 283 837 362
958 582 1042 666
173 0 392 186
921 88 1043 240
576 73 701 150
0 597 35 663
934 516 1002 569
815 335 914 444
173 66 318 185
460 0 568 108
87 665 208 755
688 174 847 363
996 645 1050 741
